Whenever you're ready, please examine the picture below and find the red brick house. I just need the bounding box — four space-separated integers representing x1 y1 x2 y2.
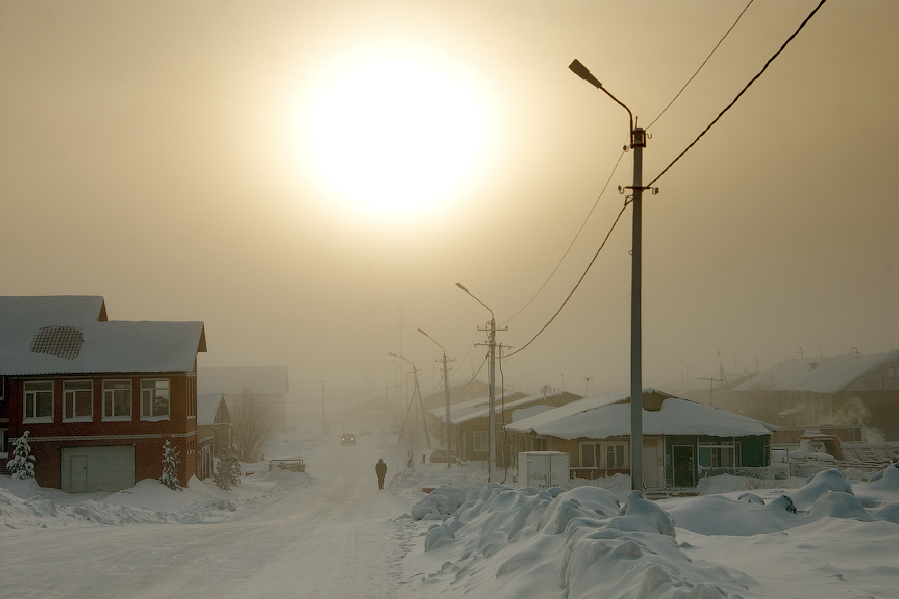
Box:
0 295 206 492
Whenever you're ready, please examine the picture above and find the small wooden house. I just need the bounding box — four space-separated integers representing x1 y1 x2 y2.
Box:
507 389 777 489
730 349 899 442
429 390 580 466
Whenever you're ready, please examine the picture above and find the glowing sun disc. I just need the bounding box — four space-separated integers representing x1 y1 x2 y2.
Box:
301 52 491 221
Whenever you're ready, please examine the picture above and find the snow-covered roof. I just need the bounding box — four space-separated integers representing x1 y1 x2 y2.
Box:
197 393 222 426
428 390 565 424
732 349 899 393
197 366 289 395
507 388 776 439
0 295 206 376
429 395 490 422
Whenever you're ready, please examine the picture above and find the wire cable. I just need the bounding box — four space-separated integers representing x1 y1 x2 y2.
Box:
646 0 755 131
502 149 627 325
505 201 629 358
458 352 489 389
503 150 627 323
647 0 827 188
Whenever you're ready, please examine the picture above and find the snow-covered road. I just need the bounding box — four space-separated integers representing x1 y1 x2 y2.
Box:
1 435 419 599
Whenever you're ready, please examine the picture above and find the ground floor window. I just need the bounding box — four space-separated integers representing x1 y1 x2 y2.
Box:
579 442 628 469
603 443 628 469
698 441 741 468
472 431 488 452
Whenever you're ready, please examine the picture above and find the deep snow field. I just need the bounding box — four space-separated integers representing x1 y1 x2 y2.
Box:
2 432 899 599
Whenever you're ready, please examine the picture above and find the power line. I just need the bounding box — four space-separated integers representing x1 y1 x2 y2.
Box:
505 201 629 358
502 148 626 325
646 0 755 131
648 0 828 188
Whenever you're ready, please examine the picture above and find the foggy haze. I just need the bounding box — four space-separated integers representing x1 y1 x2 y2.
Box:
2 1 897 403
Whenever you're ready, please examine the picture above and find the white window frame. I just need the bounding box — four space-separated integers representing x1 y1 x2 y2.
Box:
698 441 739 468
24 380 53 423
472 431 488 452
601 442 628 469
102 379 132 421
579 442 598 468
63 380 93 422
141 378 170 422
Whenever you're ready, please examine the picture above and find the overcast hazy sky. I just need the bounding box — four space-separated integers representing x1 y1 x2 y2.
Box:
2 1 897 402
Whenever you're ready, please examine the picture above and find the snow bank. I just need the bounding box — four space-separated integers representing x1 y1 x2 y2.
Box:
0 467 311 531
414 484 749 599
409 469 899 599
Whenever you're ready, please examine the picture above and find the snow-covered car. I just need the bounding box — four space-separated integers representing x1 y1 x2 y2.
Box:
429 449 456 463
269 459 305 472
341 433 356 445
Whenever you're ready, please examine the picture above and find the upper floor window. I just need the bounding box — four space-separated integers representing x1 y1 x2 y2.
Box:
141 379 170 421
103 380 132 421
187 376 197 418
64 380 93 422
24 380 53 423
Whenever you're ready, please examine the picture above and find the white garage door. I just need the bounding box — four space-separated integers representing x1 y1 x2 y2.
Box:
61 445 136 493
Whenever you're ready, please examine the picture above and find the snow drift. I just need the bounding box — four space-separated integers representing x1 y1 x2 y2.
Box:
411 467 899 599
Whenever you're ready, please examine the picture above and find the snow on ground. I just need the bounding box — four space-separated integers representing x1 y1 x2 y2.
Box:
2 434 899 599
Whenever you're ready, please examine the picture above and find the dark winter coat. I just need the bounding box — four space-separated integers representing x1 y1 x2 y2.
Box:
375 461 387 478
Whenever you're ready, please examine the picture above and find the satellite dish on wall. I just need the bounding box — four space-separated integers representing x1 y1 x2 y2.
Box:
540 384 553 397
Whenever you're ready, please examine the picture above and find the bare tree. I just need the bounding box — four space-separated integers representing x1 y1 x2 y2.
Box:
230 388 275 463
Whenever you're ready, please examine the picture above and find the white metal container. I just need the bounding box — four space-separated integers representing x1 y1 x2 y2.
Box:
518 451 570 490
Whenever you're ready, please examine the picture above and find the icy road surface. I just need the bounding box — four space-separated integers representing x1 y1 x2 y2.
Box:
0 436 417 599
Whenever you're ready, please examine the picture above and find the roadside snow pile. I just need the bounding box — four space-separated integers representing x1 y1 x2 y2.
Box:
413 483 749 599
410 468 899 599
0 468 311 531
667 469 899 536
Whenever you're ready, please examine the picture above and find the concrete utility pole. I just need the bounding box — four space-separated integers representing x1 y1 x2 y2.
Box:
418 328 455 468
456 283 506 483
629 126 646 494
570 59 655 494
389 352 430 450
320 381 326 435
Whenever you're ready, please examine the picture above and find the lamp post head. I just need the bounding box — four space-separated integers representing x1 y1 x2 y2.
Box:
388 352 398 358
569 59 603 89
455 282 469 293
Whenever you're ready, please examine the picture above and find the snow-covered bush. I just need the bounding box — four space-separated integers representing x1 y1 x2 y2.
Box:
6 431 35 480
160 440 182 491
214 444 242 491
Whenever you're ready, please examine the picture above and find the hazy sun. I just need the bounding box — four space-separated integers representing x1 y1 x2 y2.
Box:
300 49 493 221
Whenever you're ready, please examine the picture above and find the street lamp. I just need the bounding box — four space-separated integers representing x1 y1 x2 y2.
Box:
455 282 505 482
418 328 454 469
570 58 647 494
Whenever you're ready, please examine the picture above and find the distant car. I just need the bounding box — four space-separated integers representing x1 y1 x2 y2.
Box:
341 433 356 445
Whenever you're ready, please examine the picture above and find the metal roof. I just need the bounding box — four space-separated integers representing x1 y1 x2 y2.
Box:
0 296 206 376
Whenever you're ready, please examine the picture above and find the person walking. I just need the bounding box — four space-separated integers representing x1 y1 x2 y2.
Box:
375 458 387 490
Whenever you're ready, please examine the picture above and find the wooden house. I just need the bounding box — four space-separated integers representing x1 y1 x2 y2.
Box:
428 390 580 466
197 366 289 433
0 295 206 492
506 389 776 490
729 349 899 443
